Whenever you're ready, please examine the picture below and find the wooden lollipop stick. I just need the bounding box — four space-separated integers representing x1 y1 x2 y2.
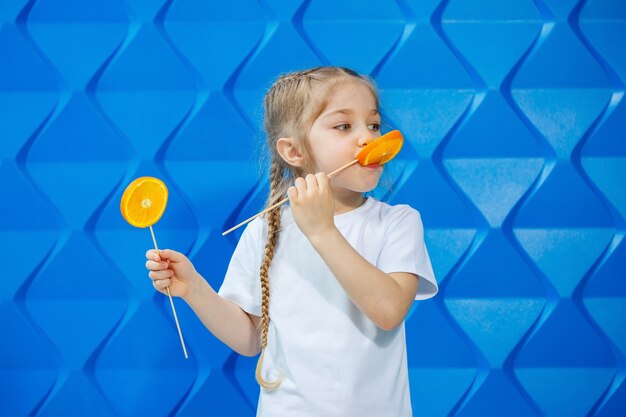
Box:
150 225 189 359
222 159 360 236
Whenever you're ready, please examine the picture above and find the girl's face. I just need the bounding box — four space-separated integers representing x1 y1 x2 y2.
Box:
307 81 383 199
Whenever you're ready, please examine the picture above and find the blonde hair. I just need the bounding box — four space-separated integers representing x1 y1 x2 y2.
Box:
254 66 381 390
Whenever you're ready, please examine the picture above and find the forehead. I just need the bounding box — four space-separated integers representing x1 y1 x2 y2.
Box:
320 81 378 116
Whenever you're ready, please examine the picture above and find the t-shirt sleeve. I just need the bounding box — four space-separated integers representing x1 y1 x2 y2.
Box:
217 217 263 317
377 205 438 300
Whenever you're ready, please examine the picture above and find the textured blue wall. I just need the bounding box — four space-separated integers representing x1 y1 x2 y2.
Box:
1 0 625 416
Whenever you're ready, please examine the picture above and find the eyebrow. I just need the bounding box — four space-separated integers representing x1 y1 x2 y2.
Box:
322 108 379 118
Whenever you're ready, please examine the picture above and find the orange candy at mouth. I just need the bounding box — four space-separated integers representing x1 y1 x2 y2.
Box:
357 130 404 166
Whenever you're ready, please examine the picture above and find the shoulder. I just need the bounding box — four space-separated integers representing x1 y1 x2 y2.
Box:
240 207 287 243
370 198 422 226
241 215 267 243
227 215 268 268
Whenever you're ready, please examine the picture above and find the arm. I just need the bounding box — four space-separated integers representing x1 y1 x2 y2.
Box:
287 173 419 330
183 273 261 357
309 228 419 331
146 248 262 356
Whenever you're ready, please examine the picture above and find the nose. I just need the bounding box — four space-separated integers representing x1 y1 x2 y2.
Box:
358 134 372 148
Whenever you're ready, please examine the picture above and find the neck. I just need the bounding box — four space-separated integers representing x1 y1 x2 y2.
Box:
332 191 366 215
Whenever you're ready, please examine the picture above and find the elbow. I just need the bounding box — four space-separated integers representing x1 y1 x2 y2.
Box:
239 338 261 357
239 348 261 357
236 344 260 357
376 305 405 332
377 316 402 332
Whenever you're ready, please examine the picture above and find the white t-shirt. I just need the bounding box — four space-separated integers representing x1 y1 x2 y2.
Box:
218 196 438 417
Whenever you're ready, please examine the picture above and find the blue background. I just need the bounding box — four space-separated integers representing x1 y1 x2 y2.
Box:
1 0 625 416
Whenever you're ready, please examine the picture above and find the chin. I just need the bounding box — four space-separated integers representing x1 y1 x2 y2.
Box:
357 181 380 193
336 170 382 193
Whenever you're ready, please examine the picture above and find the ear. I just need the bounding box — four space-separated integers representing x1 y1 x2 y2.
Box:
276 137 305 168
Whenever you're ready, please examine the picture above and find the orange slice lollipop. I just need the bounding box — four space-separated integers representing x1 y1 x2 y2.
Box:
357 130 404 166
120 176 168 228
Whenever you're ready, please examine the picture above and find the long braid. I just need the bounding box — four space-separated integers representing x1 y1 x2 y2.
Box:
255 158 286 390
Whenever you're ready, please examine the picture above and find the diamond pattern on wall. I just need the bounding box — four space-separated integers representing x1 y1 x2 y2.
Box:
2 0 625 416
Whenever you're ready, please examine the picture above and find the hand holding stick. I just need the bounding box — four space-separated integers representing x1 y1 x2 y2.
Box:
222 159 360 236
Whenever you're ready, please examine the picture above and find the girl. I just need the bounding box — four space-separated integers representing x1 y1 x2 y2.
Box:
145 66 438 417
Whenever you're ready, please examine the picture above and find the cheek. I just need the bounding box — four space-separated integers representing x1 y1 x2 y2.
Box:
329 146 353 165
313 141 346 161
309 138 355 171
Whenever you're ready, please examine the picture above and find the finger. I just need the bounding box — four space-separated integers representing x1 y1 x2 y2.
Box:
145 260 169 271
155 249 183 263
294 177 305 190
305 174 317 194
149 269 173 281
287 185 298 204
294 176 306 194
153 278 172 290
315 172 330 193
146 249 160 262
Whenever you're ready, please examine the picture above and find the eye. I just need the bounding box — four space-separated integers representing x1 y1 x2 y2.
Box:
335 124 351 131
368 123 381 132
